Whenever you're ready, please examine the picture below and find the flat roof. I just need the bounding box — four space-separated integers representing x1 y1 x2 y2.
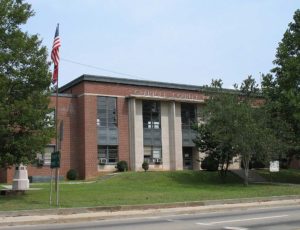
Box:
58 74 262 97
59 74 207 92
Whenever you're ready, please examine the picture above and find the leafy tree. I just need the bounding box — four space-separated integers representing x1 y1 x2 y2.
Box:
0 0 54 167
233 77 279 185
196 77 278 185
194 121 236 176
195 79 235 176
261 9 300 163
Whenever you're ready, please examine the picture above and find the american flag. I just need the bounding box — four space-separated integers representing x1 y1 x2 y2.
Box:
51 24 61 84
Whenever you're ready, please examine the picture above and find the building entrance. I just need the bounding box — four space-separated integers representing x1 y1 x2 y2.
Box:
183 147 193 170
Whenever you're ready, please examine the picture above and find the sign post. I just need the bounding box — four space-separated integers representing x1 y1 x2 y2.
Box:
50 151 60 206
51 151 60 169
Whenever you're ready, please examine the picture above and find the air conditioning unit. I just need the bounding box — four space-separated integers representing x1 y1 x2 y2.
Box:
154 158 161 164
100 158 107 164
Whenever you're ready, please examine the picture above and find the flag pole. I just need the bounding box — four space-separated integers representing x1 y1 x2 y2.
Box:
49 168 53 206
55 23 60 207
50 23 61 207
55 67 59 207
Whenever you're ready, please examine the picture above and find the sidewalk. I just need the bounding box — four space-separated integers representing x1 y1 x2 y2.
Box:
1 195 300 227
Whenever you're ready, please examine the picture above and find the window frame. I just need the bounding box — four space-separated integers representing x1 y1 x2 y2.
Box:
143 146 162 164
35 145 55 167
97 96 118 128
143 100 161 129
98 145 118 165
181 103 197 129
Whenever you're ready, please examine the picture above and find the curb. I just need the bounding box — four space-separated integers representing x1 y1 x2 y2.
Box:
0 195 300 218
1 196 300 227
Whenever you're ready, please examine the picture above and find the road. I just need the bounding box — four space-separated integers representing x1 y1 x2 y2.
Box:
1 205 300 230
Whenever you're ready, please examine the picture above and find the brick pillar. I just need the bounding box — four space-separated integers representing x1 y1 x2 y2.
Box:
118 97 129 164
78 95 98 179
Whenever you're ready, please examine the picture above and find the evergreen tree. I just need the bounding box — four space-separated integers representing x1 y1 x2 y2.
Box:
0 0 54 167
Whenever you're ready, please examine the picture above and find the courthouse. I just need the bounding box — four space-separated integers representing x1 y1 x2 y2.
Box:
1 74 241 183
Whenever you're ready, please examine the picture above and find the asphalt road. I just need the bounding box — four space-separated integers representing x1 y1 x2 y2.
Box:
1 205 300 230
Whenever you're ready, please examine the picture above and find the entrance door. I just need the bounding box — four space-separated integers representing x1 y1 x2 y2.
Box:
183 147 193 170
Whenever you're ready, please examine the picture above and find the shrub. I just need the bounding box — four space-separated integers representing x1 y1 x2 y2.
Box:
142 162 149 172
201 156 219 171
116 161 128 172
66 169 78 180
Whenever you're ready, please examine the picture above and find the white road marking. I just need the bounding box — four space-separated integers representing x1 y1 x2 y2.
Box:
196 222 213 226
196 214 288 226
224 227 248 230
166 219 174 222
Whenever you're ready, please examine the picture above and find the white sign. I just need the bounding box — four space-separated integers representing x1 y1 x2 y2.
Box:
270 161 279 172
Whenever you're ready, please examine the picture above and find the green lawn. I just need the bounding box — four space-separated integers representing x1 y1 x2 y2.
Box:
1 171 300 211
256 169 300 184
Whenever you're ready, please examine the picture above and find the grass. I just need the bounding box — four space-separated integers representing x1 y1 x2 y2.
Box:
256 169 300 184
1 171 300 211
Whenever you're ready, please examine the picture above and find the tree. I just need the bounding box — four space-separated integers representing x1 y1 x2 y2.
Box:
0 0 54 167
194 79 236 177
196 77 278 185
194 124 235 176
261 9 300 163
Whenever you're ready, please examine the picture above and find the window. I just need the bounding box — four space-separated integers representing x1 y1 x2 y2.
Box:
143 100 162 146
45 109 55 127
181 103 196 128
181 103 197 146
144 146 162 164
97 96 119 145
36 145 55 166
143 101 160 129
98 145 118 164
97 97 117 128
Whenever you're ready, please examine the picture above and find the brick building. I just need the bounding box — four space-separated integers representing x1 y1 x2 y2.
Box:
1 74 241 183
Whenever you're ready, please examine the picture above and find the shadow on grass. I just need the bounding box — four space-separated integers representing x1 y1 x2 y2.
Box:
256 169 300 184
165 170 243 186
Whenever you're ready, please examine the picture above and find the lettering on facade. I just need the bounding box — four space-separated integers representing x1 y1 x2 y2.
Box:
133 89 203 100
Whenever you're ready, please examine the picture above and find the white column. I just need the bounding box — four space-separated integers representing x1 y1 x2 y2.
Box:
161 101 170 170
128 98 144 171
169 102 183 170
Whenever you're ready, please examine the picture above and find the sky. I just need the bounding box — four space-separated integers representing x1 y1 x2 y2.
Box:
24 0 299 88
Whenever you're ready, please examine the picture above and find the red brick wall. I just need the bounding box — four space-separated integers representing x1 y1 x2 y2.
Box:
80 81 206 101
1 80 211 183
76 95 86 179
82 94 98 178
117 97 130 164
26 95 79 180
